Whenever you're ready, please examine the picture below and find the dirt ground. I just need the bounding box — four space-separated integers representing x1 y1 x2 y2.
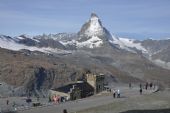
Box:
1 84 169 113
77 90 170 113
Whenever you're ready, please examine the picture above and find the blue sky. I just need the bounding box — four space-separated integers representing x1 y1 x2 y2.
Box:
0 0 170 39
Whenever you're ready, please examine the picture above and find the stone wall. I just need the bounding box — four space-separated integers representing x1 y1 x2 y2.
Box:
86 73 105 93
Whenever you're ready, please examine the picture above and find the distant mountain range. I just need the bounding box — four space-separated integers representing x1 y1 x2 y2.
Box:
0 13 170 96
115 32 170 40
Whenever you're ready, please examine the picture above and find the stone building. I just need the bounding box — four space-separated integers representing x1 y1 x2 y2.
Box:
49 81 94 101
49 72 105 101
86 73 105 93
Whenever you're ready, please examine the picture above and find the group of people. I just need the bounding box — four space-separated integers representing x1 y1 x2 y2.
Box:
50 95 67 104
139 82 156 95
145 82 155 90
112 89 120 98
128 82 157 95
52 95 60 103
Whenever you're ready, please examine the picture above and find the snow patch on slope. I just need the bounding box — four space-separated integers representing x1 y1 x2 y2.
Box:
109 35 148 53
60 36 103 48
119 38 147 52
77 36 103 48
0 37 70 54
16 36 25 40
152 59 170 69
59 40 76 46
15 35 40 42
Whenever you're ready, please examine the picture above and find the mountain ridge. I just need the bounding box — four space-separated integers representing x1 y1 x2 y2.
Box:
0 13 170 68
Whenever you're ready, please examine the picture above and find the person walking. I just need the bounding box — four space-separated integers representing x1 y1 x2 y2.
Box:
145 82 148 90
150 82 153 89
140 88 142 95
129 83 132 89
53 95 57 103
117 89 120 98
112 89 116 98
6 100 9 105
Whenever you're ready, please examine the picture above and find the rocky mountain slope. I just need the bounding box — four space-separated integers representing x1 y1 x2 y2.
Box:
0 13 170 96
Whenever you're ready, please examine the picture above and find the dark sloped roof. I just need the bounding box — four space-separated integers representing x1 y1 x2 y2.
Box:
54 82 94 94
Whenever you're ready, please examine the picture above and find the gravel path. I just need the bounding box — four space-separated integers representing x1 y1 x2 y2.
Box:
6 84 157 113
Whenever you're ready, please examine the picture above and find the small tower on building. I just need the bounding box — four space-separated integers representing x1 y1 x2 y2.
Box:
86 73 105 94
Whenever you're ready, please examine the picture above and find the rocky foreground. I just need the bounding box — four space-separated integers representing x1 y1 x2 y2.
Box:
1 84 169 113
77 89 170 113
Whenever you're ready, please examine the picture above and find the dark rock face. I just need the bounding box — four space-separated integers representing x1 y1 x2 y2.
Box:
24 67 55 96
37 38 66 49
17 35 38 46
17 35 66 49
152 45 170 62
141 39 170 54
141 39 170 63
91 13 98 18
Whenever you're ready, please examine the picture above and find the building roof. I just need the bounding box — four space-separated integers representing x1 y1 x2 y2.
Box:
54 82 94 94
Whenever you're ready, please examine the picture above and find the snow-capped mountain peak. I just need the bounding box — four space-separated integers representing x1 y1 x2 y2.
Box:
78 13 111 39
87 13 103 36
75 13 113 49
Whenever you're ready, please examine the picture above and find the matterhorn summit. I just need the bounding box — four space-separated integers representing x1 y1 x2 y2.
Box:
78 13 113 42
84 13 104 36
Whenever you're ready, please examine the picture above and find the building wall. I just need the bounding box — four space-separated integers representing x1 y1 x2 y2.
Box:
70 87 81 100
86 73 96 91
96 75 105 93
50 73 105 101
86 73 105 94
